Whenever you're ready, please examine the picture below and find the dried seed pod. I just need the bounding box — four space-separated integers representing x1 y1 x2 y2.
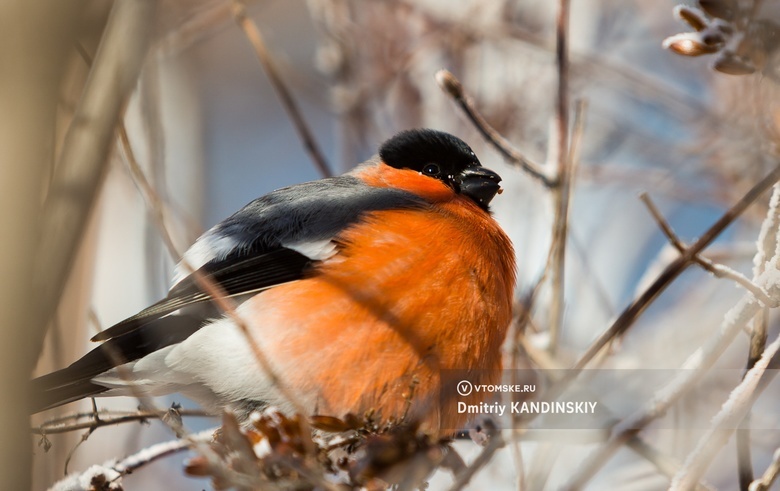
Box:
699 0 737 21
712 51 756 74
663 32 721 56
675 5 709 31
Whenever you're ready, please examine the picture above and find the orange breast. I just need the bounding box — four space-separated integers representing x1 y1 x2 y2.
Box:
243 166 516 431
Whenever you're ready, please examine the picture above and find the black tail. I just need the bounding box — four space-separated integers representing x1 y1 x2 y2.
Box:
30 373 109 414
30 314 203 413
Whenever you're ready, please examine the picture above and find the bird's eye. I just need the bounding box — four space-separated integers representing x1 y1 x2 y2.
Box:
422 163 441 176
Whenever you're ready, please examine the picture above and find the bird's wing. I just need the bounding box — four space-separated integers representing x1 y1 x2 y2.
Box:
91 174 424 342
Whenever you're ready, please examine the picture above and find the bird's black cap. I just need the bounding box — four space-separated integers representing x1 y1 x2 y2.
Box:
379 129 502 210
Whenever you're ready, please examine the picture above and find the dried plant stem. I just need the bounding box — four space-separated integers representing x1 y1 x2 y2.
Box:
435 69 554 186
231 1 332 178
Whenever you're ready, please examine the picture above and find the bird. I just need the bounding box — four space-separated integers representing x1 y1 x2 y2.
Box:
31 128 516 432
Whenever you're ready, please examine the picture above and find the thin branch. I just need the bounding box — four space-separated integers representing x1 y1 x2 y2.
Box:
46 428 217 490
641 190 770 489
32 408 212 435
63 399 101 475
568 99 588 183
750 447 780 491
230 1 332 178
448 424 506 491
118 114 321 464
548 2 573 354
560 290 766 490
627 437 717 491
559 184 780 491
394 0 712 121
434 69 554 186
639 192 775 306
670 331 780 490
570 162 780 372
738 179 780 491
113 428 216 476
738 306 768 490
518 327 716 491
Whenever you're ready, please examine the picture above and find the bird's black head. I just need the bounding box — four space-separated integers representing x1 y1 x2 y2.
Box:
379 129 503 210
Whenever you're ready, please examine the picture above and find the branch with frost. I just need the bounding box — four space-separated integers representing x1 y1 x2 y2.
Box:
48 429 216 491
570 163 780 372
559 183 780 490
668 184 780 489
670 329 780 489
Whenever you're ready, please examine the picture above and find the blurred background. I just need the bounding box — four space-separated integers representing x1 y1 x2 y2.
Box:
4 0 780 489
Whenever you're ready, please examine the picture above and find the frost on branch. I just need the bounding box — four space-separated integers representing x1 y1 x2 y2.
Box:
49 464 123 491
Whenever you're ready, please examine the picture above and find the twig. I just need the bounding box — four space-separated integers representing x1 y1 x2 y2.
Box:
547 3 573 354
750 447 780 491
568 99 588 184
670 331 780 490
230 1 332 178
118 126 182 262
508 292 538 491
434 69 554 186
639 192 775 306
118 107 322 467
641 191 770 489
559 184 780 491
738 178 780 491
63 399 101 475
627 437 717 491
560 290 766 490
570 162 780 372
32 408 212 435
448 425 506 491
394 0 711 121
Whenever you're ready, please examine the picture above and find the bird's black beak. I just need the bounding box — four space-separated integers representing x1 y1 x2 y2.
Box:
455 165 503 209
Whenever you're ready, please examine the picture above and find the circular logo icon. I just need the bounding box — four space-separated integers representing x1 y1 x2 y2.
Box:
457 380 473 396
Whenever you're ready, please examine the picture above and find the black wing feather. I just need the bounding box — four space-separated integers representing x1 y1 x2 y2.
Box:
31 175 426 413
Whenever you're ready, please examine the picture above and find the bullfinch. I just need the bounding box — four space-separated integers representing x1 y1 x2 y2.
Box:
31 128 516 431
